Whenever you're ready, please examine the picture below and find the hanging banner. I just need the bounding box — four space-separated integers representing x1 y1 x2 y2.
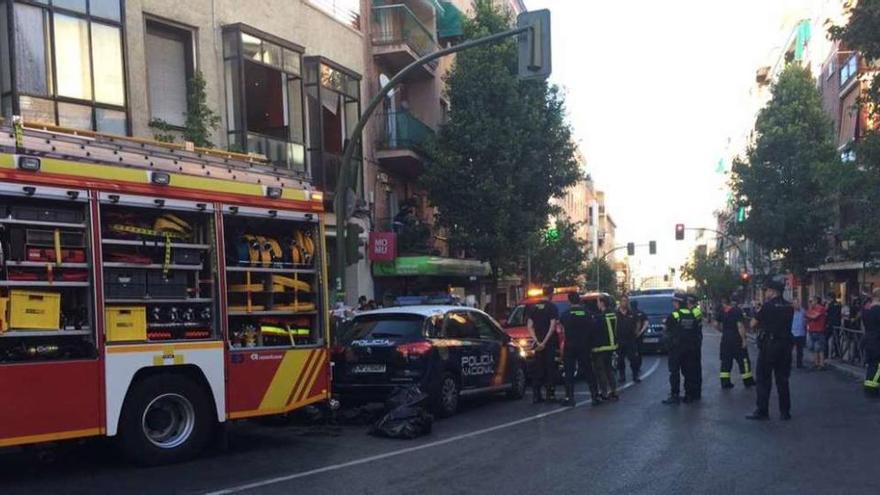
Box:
369 232 397 262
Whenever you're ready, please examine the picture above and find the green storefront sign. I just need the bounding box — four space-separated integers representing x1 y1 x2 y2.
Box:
373 256 491 278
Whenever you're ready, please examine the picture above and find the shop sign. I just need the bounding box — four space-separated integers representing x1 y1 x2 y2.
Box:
369 232 397 262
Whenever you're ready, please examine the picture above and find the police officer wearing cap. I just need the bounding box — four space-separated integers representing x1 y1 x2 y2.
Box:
747 279 795 420
663 293 702 404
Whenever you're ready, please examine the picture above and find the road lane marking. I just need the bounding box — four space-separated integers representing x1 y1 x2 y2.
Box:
204 358 661 495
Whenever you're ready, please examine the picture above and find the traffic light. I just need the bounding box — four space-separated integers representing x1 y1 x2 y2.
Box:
740 271 751 285
675 224 685 241
517 10 552 81
345 222 364 265
736 206 746 223
649 240 657 255
627 242 635 256
545 227 559 243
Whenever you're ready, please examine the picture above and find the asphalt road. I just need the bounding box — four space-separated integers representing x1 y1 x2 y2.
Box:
3 333 879 495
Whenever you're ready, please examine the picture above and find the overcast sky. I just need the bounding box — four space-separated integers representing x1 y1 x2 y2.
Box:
524 0 810 281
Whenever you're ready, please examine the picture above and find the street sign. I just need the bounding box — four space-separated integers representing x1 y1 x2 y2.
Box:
368 232 397 262
517 9 551 81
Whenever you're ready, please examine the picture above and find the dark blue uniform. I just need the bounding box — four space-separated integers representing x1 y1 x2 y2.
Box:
717 305 755 388
862 304 880 396
754 296 795 417
527 299 559 399
560 304 598 401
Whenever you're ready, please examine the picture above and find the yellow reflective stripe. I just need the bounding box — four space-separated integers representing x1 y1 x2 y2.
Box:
742 372 753 379
592 345 617 353
865 380 880 388
743 358 750 374
720 372 731 378
693 307 702 318
605 315 616 348
873 366 880 383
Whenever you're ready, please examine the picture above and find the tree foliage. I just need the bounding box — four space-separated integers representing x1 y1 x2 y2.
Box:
585 258 619 297
531 218 588 286
730 65 839 276
184 71 221 148
830 0 880 262
680 249 741 303
422 0 580 302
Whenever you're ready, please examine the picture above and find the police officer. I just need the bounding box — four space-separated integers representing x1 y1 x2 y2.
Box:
862 288 880 397
560 292 600 406
687 295 704 399
715 296 755 389
527 286 559 403
663 294 686 404
663 294 701 404
591 296 619 401
747 279 795 420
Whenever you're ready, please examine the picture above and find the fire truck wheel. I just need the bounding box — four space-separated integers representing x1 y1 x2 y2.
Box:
118 374 214 465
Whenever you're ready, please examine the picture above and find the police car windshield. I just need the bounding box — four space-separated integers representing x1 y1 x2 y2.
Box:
630 296 673 316
339 314 426 342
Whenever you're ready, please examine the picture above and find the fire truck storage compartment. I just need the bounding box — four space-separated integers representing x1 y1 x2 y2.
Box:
0 185 96 363
106 306 148 342
223 206 322 349
99 194 217 343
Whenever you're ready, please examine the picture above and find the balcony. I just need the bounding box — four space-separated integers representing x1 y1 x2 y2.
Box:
372 4 438 80
376 110 433 178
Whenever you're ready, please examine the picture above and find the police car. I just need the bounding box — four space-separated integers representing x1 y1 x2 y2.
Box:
331 306 527 417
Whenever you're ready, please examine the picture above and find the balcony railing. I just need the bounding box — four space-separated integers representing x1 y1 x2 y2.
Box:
376 217 441 256
377 110 434 151
372 4 438 68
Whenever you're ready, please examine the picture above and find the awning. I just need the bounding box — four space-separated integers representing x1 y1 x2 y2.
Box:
373 256 491 277
437 1 464 39
807 261 865 273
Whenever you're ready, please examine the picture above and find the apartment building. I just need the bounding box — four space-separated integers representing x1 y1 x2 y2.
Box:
551 148 590 243
362 0 525 308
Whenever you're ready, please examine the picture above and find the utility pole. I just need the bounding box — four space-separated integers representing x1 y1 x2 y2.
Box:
333 10 551 301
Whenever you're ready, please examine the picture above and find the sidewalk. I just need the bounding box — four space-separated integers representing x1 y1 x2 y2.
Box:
826 359 864 380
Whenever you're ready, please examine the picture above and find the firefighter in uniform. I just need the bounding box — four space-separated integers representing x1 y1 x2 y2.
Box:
747 279 795 420
862 288 880 397
527 286 559 403
715 296 755 389
560 292 600 406
591 296 619 401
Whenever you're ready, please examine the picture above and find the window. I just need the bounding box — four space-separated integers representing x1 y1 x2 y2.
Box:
304 56 361 198
445 311 478 339
840 54 858 86
471 312 500 340
222 24 306 173
146 20 194 127
0 1 127 131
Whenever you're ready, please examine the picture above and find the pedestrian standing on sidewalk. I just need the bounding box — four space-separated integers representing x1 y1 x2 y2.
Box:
791 299 807 369
715 296 755 389
826 293 842 358
862 288 880 398
526 286 560 403
591 296 619 401
615 296 645 383
806 297 828 369
747 279 795 421
560 292 600 406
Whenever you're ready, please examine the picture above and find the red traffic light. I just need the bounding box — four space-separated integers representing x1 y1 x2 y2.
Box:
675 224 685 241
740 272 751 284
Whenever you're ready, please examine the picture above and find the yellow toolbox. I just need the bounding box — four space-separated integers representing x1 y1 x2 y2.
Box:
8 291 61 330
106 306 147 342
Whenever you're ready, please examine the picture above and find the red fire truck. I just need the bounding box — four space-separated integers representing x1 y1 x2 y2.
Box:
0 122 330 464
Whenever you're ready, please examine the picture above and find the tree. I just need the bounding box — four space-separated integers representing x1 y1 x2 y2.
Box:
585 258 618 297
680 249 741 303
147 71 221 148
422 0 580 312
730 64 839 276
830 1 880 263
531 218 588 286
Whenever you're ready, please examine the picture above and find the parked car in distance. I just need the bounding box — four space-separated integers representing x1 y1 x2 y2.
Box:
331 306 526 417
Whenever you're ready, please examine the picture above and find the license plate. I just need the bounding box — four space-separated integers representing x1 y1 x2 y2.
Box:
352 364 386 374
643 337 659 344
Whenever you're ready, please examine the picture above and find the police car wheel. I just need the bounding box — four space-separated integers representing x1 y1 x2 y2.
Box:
507 366 526 399
118 374 214 466
433 373 459 417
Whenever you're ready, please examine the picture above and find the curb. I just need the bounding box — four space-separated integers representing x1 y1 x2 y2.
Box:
826 359 864 380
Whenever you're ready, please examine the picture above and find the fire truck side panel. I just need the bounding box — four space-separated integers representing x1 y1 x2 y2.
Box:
0 360 103 447
104 342 226 436
226 348 330 419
